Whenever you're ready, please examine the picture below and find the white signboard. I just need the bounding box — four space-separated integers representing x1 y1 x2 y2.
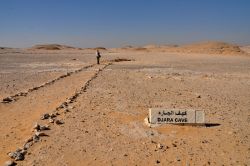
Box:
149 108 205 124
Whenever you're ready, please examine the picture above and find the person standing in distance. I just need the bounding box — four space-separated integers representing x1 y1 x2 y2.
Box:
96 50 101 64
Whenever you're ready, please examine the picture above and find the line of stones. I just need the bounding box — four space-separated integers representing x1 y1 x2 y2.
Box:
1 64 95 104
4 63 112 166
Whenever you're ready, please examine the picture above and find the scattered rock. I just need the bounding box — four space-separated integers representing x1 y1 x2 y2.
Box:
55 120 64 125
4 160 16 166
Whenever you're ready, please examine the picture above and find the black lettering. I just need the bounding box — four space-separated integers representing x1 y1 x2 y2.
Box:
175 118 188 122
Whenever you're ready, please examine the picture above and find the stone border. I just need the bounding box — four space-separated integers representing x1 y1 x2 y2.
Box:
1 64 95 104
4 63 112 165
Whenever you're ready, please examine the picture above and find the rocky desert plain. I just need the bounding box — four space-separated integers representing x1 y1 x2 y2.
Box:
0 41 250 166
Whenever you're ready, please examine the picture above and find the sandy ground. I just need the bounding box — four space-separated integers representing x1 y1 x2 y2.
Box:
0 49 250 165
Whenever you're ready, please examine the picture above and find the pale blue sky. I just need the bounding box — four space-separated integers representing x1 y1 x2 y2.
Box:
0 0 250 48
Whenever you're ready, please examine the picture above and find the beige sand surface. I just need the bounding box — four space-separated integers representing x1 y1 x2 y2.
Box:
0 46 250 165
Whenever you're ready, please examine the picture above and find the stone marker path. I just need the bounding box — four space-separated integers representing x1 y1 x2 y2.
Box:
1 64 95 104
0 63 108 163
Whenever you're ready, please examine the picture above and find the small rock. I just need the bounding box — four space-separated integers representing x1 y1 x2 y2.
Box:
23 142 33 150
49 118 54 123
68 106 74 109
4 160 16 166
20 149 27 155
33 123 40 130
202 140 209 143
64 108 70 113
41 113 50 120
176 157 181 161
35 131 48 137
8 152 15 158
172 143 177 147
157 143 164 149
19 92 27 96
40 124 50 131
24 136 33 144
14 152 24 161
8 148 25 161
55 120 64 125
2 97 13 103
197 95 201 98
33 134 40 142
156 160 160 164
49 113 56 118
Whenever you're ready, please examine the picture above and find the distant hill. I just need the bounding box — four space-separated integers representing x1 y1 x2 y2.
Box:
136 41 247 55
30 44 80 50
240 45 250 54
167 41 246 55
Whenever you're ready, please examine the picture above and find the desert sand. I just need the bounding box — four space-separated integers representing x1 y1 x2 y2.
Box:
0 42 250 165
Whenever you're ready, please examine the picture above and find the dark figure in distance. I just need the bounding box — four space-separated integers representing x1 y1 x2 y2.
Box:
96 50 101 64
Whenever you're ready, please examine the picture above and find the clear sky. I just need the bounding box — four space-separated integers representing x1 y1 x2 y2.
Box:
0 0 250 48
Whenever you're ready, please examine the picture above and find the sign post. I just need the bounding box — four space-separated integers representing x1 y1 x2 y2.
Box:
149 108 205 124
